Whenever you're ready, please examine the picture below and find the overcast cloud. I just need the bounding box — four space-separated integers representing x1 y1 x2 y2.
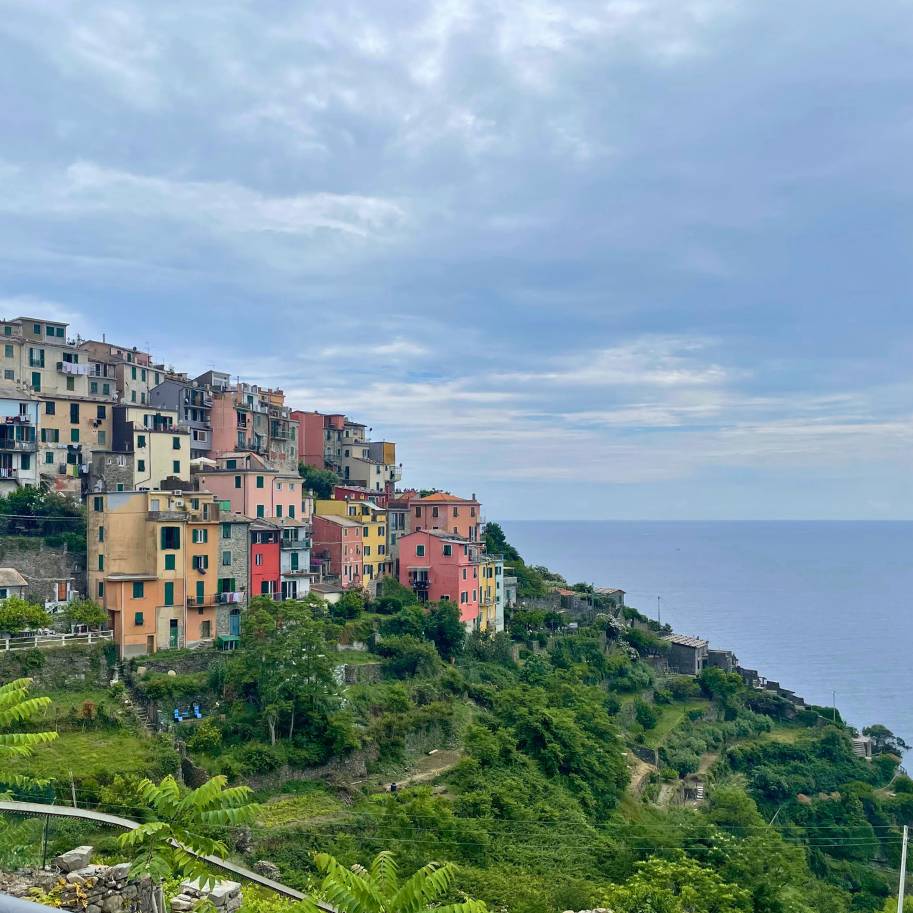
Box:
1 0 911 519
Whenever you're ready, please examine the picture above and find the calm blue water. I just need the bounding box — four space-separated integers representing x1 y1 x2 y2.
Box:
503 521 913 744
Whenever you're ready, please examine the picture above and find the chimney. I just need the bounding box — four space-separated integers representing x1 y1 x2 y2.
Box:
472 493 476 501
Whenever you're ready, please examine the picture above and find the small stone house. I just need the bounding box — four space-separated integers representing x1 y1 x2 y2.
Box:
0 567 28 600
663 633 709 676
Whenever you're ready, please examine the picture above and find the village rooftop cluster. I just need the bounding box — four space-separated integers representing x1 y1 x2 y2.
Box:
0 314 509 657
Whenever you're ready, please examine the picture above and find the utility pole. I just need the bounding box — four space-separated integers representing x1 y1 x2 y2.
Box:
898 824 908 913
657 596 662 626
833 691 837 723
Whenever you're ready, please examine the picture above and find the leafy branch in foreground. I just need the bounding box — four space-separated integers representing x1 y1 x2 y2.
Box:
0 677 57 760
311 850 487 913
117 775 257 890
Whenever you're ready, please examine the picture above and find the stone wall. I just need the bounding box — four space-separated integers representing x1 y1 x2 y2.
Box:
0 539 86 605
0 641 112 689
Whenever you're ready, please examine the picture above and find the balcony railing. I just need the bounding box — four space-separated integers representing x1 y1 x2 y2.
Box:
0 439 36 451
188 594 218 608
57 361 89 376
217 592 243 604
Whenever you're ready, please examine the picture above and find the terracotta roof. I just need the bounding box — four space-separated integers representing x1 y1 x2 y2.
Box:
413 492 478 504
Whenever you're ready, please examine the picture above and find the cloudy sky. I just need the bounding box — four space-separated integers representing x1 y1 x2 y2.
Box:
0 0 911 520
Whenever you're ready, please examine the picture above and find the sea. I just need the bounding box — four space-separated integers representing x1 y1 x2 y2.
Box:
502 520 913 748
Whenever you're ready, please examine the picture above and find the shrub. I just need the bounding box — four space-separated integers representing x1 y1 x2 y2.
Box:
634 699 660 730
186 719 223 754
237 743 284 774
376 636 441 678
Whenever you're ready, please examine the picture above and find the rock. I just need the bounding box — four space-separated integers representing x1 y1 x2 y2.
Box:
170 898 194 912
253 860 280 880
87 905 101 913
101 894 123 913
53 846 94 873
107 863 132 882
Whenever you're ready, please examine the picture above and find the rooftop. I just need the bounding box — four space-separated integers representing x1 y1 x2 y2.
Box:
664 633 709 649
413 491 479 504
0 568 28 588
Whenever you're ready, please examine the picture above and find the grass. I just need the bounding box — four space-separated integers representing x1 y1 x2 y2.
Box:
7 730 163 782
643 699 710 749
335 649 384 665
255 782 344 828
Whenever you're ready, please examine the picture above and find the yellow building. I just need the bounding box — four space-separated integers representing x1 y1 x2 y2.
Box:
88 489 227 657
315 497 391 589
38 395 114 493
115 405 190 489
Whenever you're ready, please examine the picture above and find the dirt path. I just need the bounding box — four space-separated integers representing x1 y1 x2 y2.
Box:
383 749 463 791
698 752 718 775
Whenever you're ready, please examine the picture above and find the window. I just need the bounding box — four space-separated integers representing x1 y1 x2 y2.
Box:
256 505 264 518
137 434 146 448
415 506 422 517
137 458 145 472
3 345 11 358
131 366 137 380
141 369 147 381
116 483 124 491
432 506 439 518
69 403 79 423
172 460 180 473
192 529 208 544
440 594 449 601
222 550 231 566
256 475 264 488
97 554 104 571
2 326 8 336
31 372 40 391
200 620 211 639
255 553 263 567
222 523 231 539
3 370 12 380
363 546 371 556
288 505 295 518
97 581 104 598
164 554 175 571
134 611 143 625
44 451 53 464
97 405 106 419
276 505 283 518
20 454 29 470
172 436 180 450
462 568 467 580
132 582 144 599
443 544 452 557
90 381 98 394
131 390 137 403
98 526 105 542
70 429 79 442
98 431 106 445
93 496 103 512
234 475 241 488
44 401 55 415
416 544 425 557
66 377 75 391
193 555 209 570
460 591 468 604
226 459 236 469
102 383 110 395
161 527 181 549
164 582 174 606
453 507 459 517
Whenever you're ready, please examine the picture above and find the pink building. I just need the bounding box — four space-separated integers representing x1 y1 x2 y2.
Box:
312 515 363 589
397 530 481 625
410 492 482 542
291 410 325 468
197 452 302 521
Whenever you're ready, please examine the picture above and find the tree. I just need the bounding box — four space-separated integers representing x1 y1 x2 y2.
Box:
863 724 910 756
331 590 365 621
117 775 256 913
299 464 340 499
311 850 486 913
381 605 426 639
0 677 57 761
0 597 49 634
0 487 86 550
424 601 465 661
603 853 752 913
63 598 108 629
481 522 519 563
223 598 340 745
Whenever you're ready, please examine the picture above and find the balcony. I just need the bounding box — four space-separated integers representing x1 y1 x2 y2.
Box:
188 594 218 608
216 592 243 604
0 439 36 451
147 509 187 521
281 536 312 549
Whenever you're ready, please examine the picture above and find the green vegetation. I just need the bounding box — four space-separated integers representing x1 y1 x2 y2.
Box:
0 676 57 761
4 523 910 913
0 486 86 552
298 464 340 499
0 597 49 634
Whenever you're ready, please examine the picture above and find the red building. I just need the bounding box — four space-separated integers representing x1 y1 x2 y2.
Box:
250 520 281 597
398 529 481 625
332 484 389 508
291 410 326 469
312 514 363 589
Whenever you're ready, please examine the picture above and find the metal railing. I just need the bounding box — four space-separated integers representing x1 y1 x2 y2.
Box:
0 630 113 652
